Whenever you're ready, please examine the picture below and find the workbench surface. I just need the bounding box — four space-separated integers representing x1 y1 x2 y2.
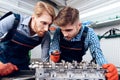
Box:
0 70 35 80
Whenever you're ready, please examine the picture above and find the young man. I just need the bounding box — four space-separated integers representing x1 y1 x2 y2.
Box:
0 1 55 76
49 7 118 80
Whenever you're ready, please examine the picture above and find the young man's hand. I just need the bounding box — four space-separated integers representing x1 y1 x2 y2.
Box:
102 63 118 80
0 62 18 76
50 50 60 63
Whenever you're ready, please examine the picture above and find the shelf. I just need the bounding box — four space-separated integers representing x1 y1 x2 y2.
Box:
91 18 120 28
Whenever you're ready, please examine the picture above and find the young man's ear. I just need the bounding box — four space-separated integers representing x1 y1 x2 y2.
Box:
77 22 82 29
79 22 81 26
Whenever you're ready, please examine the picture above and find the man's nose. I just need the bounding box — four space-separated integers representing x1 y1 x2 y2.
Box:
44 26 49 31
63 32 68 37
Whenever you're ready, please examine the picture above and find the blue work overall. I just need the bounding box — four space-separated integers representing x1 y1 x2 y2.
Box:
59 27 88 62
0 30 42 70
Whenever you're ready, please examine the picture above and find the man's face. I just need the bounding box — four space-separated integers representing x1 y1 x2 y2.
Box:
60 22 81 41
32 11 52 37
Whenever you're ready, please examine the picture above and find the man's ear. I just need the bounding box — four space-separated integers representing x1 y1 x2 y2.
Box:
79 22 81 26
31 15 36 29
32 15 35 20
77 22 82 29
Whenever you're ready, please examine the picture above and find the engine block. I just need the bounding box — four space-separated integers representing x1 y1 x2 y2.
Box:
29 60 106 80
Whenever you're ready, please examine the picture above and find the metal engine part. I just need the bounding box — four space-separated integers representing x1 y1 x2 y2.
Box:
29 60 106 80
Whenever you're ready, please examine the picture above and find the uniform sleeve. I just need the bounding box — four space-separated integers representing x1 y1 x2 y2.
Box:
0 14 15 40
49 28 60 55
40 32 51 62
87 28 108 66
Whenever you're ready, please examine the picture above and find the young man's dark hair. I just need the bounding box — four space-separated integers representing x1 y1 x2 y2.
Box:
54 7 79 26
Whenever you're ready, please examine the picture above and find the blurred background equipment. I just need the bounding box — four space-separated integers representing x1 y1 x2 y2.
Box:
98 28 120 40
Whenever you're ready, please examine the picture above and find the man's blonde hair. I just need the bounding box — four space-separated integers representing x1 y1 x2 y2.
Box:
34 1 55 21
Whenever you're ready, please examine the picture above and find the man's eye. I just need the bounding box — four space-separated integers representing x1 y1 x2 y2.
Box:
66 30 72 32
43 22 47 25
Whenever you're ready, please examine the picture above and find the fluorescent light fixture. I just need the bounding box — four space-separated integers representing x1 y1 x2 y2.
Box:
80 2 120 19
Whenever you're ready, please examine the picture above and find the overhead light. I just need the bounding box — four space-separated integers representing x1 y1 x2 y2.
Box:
80 2 120 19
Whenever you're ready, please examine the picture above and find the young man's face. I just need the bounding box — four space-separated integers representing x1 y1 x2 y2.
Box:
32 11 52 37
60 21 81 41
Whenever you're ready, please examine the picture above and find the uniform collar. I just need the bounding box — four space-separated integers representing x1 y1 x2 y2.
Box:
21 16 31 26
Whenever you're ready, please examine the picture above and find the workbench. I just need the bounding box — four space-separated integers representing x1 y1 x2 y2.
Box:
0 70 35 80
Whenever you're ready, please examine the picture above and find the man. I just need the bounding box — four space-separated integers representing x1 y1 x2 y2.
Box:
0 1 55 76
49 7 118 80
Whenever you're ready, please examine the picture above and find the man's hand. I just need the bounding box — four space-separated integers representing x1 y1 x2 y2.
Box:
0 62 18 76
102 63 118 80
50 50 60 63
